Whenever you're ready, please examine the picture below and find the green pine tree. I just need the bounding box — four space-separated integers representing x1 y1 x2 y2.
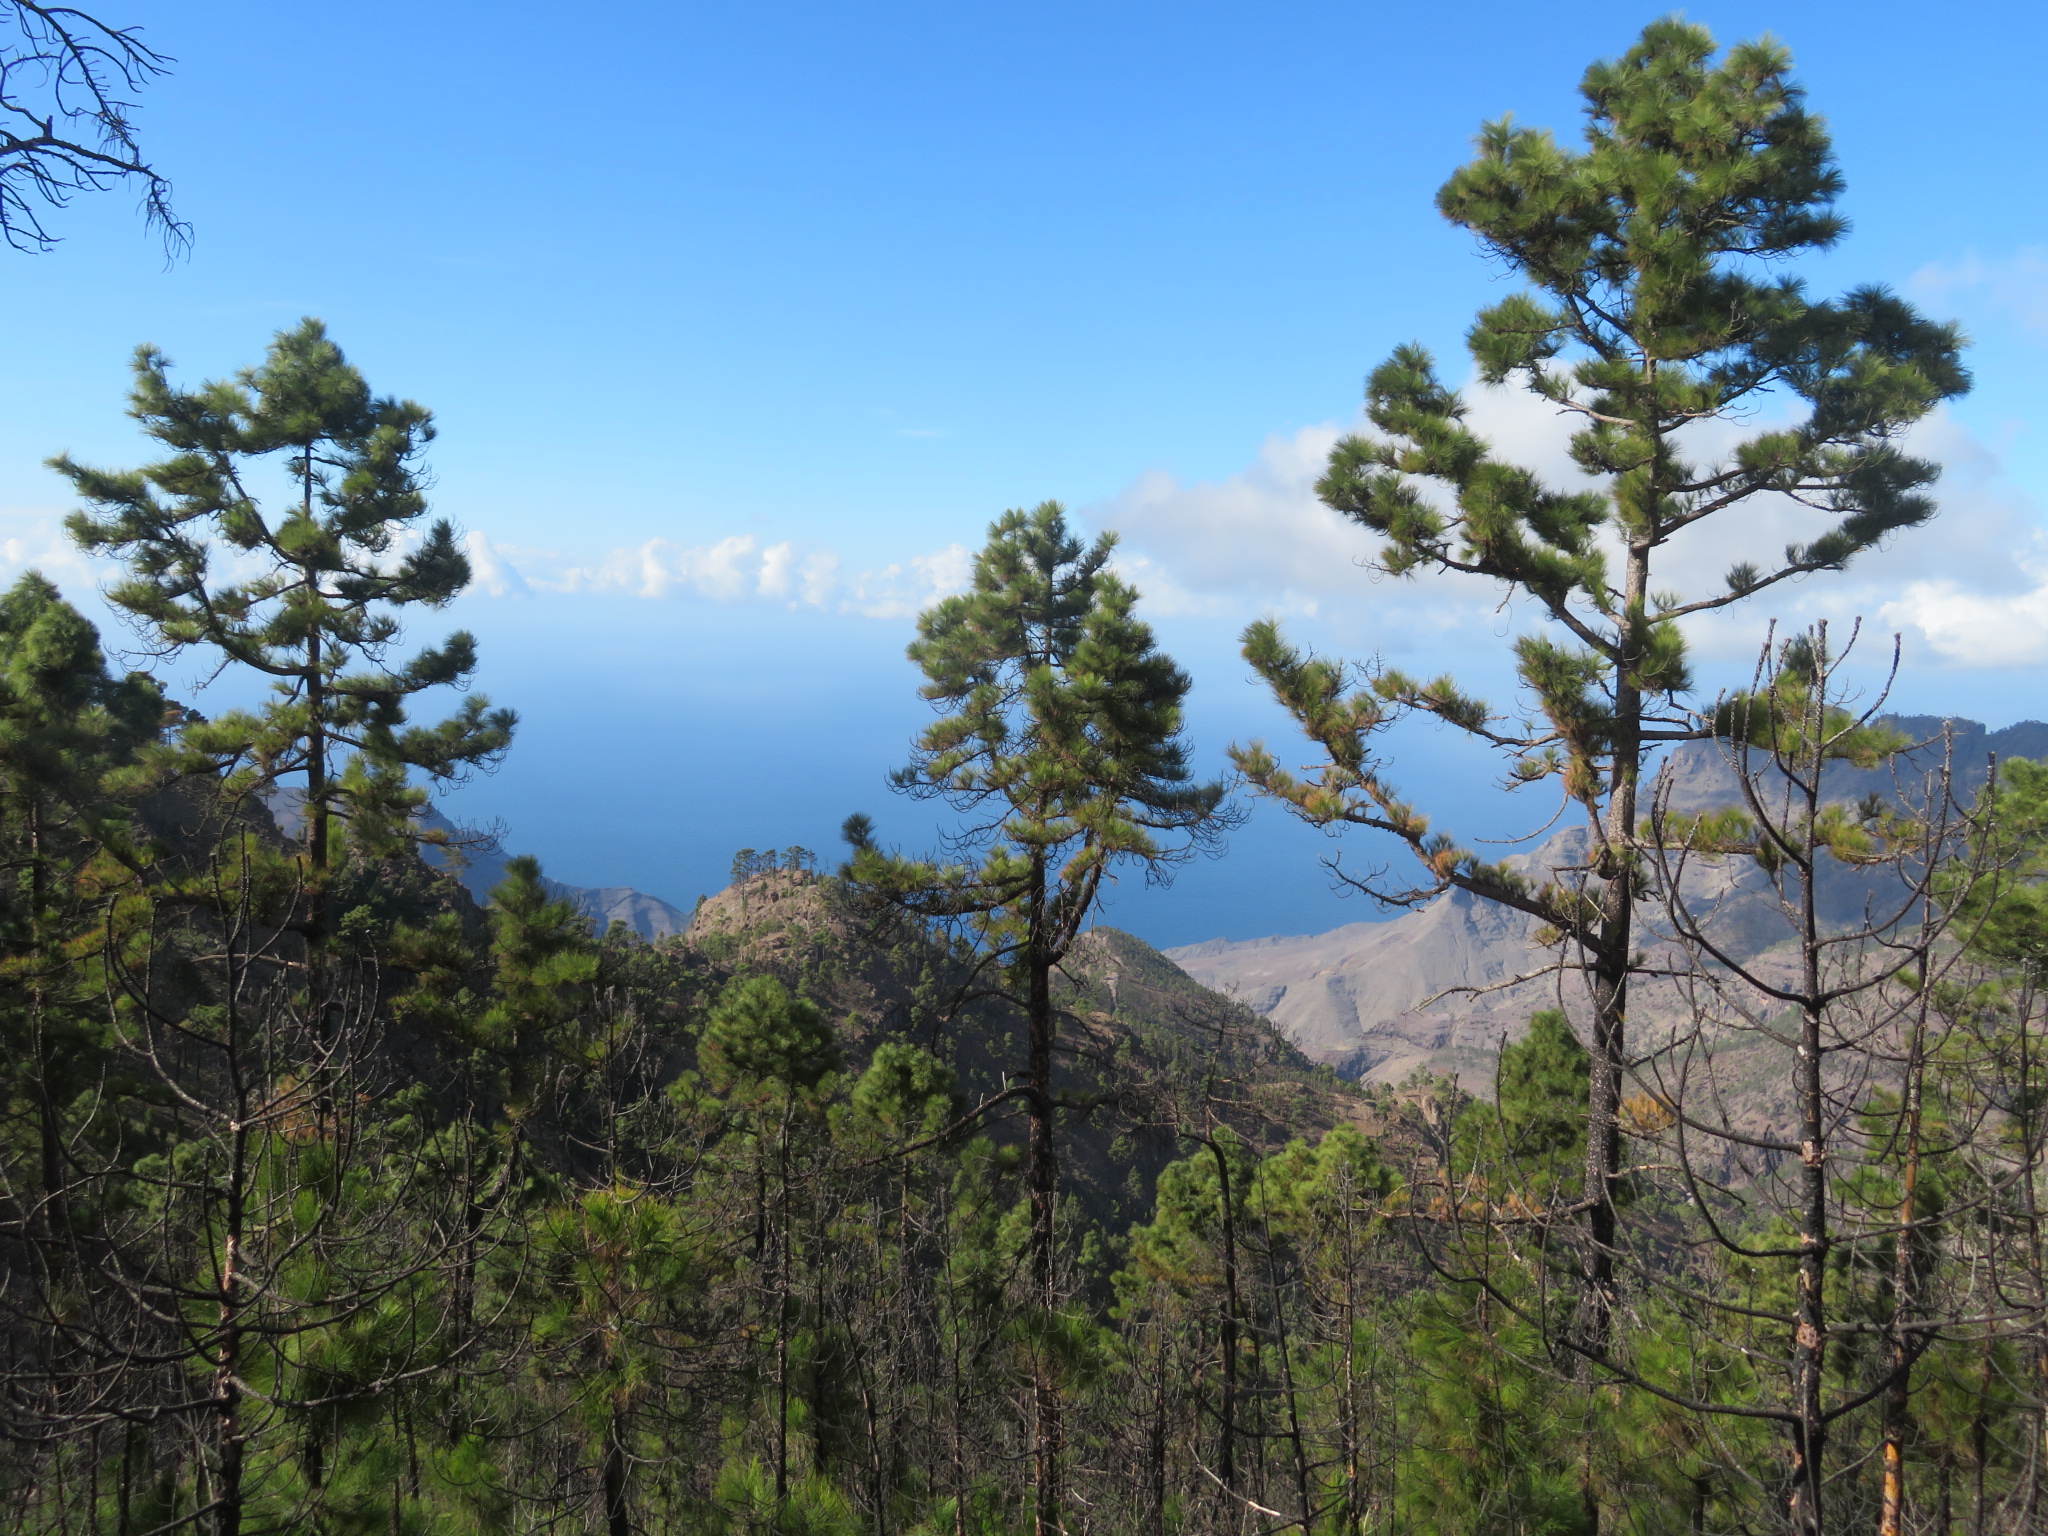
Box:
480 854 603 1115
1408 1014 1604 1536
0 570 162 833
700 975 841 1514
1235 19 1968 1390
1943 757 2048 979
55 317 515 950
0 572 162 1465
844 500 1226 1535
0 569 163 1128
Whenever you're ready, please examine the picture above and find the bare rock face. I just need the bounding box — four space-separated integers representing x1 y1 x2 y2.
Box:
1166 717 2045 1089
571 886 693 940
1167 884 1551 1088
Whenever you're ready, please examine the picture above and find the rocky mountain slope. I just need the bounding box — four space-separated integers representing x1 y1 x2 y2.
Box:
1169 886 1542 1086
677 866 1379 1224
1168 717 2046 1088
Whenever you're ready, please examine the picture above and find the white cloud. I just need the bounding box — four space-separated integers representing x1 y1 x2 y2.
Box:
799 550 840 608
472 531 974 619
462 530 529 597
1913 248 2048 340
840 543 975 619
1882 575 2048 667
0 514 95 588
1089 423 1354 608
1083 380 2048 670
559 533 759 601
0 507 975 626
1101 551 1240 620
757 541 797 600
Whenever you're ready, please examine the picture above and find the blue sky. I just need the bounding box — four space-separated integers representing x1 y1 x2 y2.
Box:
4 1 2046 945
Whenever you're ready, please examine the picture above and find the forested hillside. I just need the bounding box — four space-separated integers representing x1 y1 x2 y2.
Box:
0 563 1426 1535
10 13 2048 1536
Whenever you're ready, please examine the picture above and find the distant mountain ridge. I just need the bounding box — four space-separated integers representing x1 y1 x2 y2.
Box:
1167 716 2047 1087
261 790 691 941
1655 714 2048 814
414 805 691 940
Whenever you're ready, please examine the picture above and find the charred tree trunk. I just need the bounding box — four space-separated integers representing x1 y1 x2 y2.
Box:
1211 1136 1241 1499
601 1404 631 1536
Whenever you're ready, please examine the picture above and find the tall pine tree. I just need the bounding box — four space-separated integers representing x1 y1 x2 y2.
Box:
55 317 515 950
844 500 1226 1536
1234 20 1968 1412
0 572 161 1430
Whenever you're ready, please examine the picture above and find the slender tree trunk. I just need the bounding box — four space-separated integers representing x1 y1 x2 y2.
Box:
1786 1008 1830 1536
1881 1005 1929 1536
212 1125 249 1536
1786 729 1829 1536
1972 1396 1988 1536
1264 1237 1315 1529
2036 1331 2048 1533
27 796 67 1247
117 1422 135 1536
2013 983 2048 1531
943 1200 968 1536
302 608 341 1149
1338 1170 1378 1530
776 1103 794 1509
1572 535 1650 1535
1025 851 1062 1536
296 437 345 1179
1586 540 1647 1284
405 1400 421 1502
1341 1234 1361 1534
602 1404 631 1536
299 445 326 925
303 573 328 941
950 1302 968 1536
1147 1324 1168 1536
859 1192 888 1535
453 1153 480 1341
1211 1136 1240 1498
305 651 327 895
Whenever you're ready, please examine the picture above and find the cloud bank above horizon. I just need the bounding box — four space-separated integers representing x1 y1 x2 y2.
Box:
1091 383 2048 672
5 375 2042 669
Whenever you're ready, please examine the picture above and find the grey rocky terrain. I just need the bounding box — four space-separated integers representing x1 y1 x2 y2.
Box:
1167 717 2048 1088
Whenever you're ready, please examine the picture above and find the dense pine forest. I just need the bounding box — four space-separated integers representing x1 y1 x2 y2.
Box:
8 11 2048 1536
